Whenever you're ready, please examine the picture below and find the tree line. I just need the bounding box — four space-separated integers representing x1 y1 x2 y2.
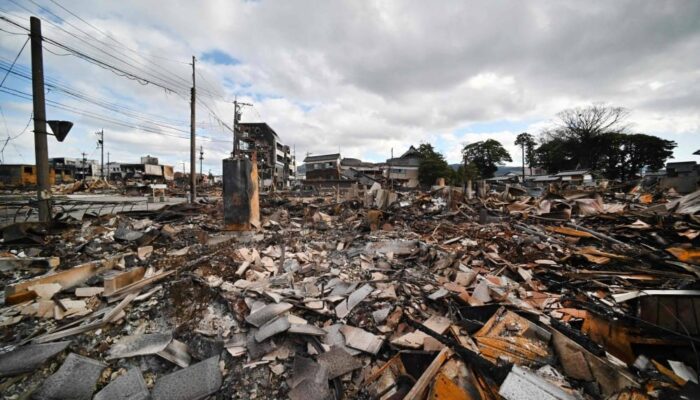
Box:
416 104 677 186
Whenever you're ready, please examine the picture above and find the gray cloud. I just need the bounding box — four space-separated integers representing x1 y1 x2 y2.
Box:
0 0 698 171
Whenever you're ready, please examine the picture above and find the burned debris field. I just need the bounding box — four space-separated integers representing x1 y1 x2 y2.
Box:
1 1 700 399
1 184 700 399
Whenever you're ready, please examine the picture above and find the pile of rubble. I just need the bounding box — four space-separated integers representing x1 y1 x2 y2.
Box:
1 186 699 399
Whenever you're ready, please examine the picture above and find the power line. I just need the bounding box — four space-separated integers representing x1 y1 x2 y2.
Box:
0 12 234 145
1 13 231 129
0 62 191 128
0 13 188 96
0 36 28 87
13 0 195 94
45 0 191 65
0 26 26 35
0 86 231 143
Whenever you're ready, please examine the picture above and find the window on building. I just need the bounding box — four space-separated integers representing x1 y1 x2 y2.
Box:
24 166 33 174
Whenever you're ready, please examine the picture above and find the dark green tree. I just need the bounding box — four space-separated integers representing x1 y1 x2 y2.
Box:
416 143 454 186
623 133 676 178
535 134 577 173
514 132 536 177
462 139 512 179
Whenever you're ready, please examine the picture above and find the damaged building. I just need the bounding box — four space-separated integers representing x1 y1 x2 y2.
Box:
384 145 421 188
237 122 295 190
0 164 56 187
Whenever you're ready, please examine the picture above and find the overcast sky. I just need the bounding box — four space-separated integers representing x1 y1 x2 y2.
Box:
0 0 698 174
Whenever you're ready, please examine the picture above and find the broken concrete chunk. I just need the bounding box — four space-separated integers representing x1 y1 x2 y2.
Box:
316 346 362 379
422 315 451 334
151 356 222 400
157 338 191 368
29 283 62 299
114 226 144 242
365 240 418 256
340 324 384 355
288 323 327 336
288 380 331 400
93 367 149 400
335 283 373 318
33 353 106 400
137 245 153 261
290 356 329 388
245 302 293 327
247 329 277 359
0 341 70 377
428 287 449 300
372 307 391 324
499 365 577 400
75 286 104 297
323 324 360 356
107 333 172 359
255 316 291 342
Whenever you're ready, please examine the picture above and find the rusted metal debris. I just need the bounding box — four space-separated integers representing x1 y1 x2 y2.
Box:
0 184 699 399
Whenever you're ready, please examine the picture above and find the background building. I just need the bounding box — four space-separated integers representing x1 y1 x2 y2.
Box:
238 122 294 189
383 146 421 188
304 153 341 181
0 164 56 186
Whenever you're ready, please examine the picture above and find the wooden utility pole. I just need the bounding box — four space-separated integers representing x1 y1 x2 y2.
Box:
521 142 525 182
199 145 203 183
233 99 238 156
30 16 50 223
97 129 104 180
389 148 393 190
190 56 196 202
462 154 467 194
81 152 87 180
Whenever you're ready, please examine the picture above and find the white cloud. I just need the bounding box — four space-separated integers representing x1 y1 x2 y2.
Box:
0 0 698 172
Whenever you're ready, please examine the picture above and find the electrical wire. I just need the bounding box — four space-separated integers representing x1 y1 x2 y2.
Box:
0 9 234 145
45 0 191 65
12 0 196 94
0 36 29 87
0 63 191 128
0 14 187 96
0 13 232 129
0 86 230 143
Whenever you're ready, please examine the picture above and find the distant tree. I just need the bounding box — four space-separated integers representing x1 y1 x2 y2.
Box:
454 161 479 186
462 139 512 179
624 133 676 177
416 143 454 186
603 133 676 180
536 128 676 179
535 135 577 173
514 132 536 177
550 104 629 169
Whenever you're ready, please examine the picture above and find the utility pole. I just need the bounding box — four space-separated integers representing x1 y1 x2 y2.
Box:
106 152 110 181
30 16 50 223
388 148 393 190
462 154 467 194
199 145 203 183
81 152 87 180
521 142 525 182
232 98 252 157
96 129 104 180
190 56 196 203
